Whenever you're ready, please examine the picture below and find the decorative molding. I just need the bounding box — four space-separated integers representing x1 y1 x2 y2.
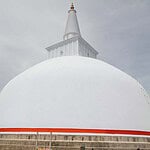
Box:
0 128 150 136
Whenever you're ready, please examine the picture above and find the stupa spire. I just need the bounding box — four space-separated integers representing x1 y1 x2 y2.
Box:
70 3 74 10
46 2 98 59
63 3 81 40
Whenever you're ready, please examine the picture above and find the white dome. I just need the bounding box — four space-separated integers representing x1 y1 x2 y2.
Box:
0 56 150 131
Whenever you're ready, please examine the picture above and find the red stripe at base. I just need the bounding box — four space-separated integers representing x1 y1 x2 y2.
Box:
0 128 150 136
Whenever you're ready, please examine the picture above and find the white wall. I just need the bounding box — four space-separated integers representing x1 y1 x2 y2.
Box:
47 37 98 59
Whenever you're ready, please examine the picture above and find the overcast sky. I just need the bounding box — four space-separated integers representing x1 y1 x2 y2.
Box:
0 0 150 94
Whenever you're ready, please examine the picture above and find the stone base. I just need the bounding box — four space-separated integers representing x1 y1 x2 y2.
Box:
0 134 150 150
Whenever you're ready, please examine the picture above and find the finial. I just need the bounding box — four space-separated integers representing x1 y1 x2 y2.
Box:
70 3 74 10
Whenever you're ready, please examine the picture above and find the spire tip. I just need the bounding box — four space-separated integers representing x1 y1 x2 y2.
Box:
70 3 74 10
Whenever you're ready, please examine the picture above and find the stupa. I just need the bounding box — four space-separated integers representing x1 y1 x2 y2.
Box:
0 3 150 150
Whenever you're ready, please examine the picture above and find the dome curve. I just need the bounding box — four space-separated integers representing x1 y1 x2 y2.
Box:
0 56 150 131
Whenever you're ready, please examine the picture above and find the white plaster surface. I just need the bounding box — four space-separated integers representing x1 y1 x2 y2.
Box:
64 9 80 40
46 37 98 59
0 56 150 131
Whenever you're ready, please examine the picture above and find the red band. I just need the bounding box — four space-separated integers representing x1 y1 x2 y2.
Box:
0 128 150 136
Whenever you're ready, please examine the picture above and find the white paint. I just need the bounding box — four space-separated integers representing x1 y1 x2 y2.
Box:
0 56 149 131
64 6 80 40
46 36 98 59
46 4 98 60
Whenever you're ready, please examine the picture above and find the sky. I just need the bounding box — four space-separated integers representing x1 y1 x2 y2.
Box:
0 0 150 94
